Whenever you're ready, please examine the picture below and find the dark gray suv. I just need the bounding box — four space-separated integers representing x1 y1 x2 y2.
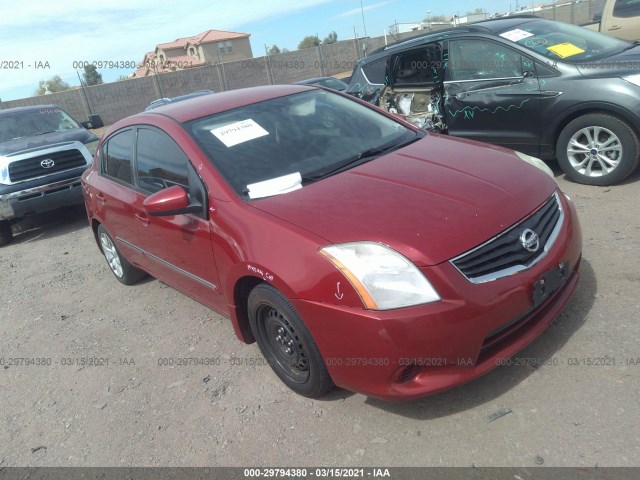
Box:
346 15 640 185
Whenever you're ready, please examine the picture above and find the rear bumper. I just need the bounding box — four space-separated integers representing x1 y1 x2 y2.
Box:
0 176 84 221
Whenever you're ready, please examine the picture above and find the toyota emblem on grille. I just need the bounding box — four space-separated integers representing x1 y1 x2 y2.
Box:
40 158 55 169
520 229 540 253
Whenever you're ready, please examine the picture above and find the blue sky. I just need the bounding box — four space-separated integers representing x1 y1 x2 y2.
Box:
0 0 516 101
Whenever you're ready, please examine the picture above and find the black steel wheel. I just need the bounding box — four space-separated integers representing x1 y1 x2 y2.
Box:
248 283 333 397
0 220 13 247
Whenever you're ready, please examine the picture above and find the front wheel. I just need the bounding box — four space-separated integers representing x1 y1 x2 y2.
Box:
0 220 13 247
556 114 640 185
248 284 334 398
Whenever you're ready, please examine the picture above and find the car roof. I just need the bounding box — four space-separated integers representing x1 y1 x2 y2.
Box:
128 85 316 125
0 104 60 116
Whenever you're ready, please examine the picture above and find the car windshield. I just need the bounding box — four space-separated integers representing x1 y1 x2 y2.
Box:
0 107 81 143
498 19 631 62
186 89 418 200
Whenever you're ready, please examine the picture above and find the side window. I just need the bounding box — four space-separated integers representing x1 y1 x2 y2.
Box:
613 0 640 18
136 128 190 193
448 39 524 81
103 130 134 185
392 46 440 86
362 58 387 85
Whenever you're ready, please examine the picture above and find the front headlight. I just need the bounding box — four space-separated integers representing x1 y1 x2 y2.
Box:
622 74 640 87
514 150 555 179
84 140 99 156
319 242 440 310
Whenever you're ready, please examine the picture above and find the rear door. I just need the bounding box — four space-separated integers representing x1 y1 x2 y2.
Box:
94 128 150 270
443 38 542 155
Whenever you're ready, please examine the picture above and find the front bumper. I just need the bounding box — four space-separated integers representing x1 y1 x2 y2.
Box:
293 193 582 402
0 175 84 221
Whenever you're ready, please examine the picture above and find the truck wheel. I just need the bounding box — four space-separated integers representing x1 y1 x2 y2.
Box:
0 221 13 247
557 114 640 186
97 224 146 285
248 283 334 398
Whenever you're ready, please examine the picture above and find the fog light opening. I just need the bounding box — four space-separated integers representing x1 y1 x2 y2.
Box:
397 363 421 383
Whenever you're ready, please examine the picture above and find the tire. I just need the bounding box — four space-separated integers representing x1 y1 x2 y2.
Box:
0 220 13 247
97 224 146 285
557 114 640 186
247 283 334 398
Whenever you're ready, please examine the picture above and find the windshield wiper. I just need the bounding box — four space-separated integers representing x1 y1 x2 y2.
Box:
302 134 422 183
622 40 640 52
32 130 58 136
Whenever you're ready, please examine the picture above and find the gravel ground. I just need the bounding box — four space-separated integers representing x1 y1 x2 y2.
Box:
1 162 639 468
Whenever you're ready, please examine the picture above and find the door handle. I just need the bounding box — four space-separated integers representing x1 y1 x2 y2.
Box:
541 90 562 97
608 25 621 31
96 192 106 204
134 212 150 226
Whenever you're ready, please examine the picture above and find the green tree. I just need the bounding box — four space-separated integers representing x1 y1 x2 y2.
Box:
424 14 447 22
323 31 338 44
268 45 281 55
298 35 320 49
35 75 72 95
83 64 103 86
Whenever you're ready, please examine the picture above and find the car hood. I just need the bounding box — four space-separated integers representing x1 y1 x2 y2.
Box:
577 45 640 77
0 129 97 156
250 135 557 266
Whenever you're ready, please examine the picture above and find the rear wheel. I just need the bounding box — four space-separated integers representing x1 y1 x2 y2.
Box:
97 224 146 285
0 220 13 247
557 114 640 185
248 283 333 398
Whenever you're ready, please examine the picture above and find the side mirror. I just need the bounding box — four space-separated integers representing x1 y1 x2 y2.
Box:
81 114 104 130
143 185 203 216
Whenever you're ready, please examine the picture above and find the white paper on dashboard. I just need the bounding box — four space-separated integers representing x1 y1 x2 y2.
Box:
500 29 534 42
210 119 269 147
247 172 303 199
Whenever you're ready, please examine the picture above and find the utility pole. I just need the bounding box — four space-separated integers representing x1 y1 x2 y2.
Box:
360 0 368 37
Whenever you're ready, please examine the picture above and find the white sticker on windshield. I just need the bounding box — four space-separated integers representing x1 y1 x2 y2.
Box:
247 172 302 200
500 29 534 42
210 119 269 147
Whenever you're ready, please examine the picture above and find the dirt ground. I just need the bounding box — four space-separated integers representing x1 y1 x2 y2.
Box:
1 160 639 468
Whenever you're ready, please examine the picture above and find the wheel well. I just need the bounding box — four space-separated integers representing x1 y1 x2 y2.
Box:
91 219 101 247
553 109 639 152
233 276 264 344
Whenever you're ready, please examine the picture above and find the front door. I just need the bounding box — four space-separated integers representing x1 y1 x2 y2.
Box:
132 127 226 312
443 38 542 156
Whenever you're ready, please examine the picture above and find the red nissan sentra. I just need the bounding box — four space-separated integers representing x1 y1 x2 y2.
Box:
82 85 581 402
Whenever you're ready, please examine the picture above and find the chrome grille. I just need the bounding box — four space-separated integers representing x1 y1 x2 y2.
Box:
8 149 87 182
451 192 564 283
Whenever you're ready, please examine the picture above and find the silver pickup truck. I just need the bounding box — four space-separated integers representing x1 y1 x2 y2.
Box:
0 105 103 246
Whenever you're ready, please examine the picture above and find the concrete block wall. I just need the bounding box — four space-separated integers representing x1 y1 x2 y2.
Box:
1 1 604 125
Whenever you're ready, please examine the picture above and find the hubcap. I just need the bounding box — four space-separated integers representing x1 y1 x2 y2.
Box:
100 233 123 278
259 305 309 383
567 126 622 177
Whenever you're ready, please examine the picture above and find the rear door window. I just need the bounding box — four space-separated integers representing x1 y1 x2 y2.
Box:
103 130 134 185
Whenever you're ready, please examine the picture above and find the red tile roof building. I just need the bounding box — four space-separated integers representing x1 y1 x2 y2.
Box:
133 29 252 77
